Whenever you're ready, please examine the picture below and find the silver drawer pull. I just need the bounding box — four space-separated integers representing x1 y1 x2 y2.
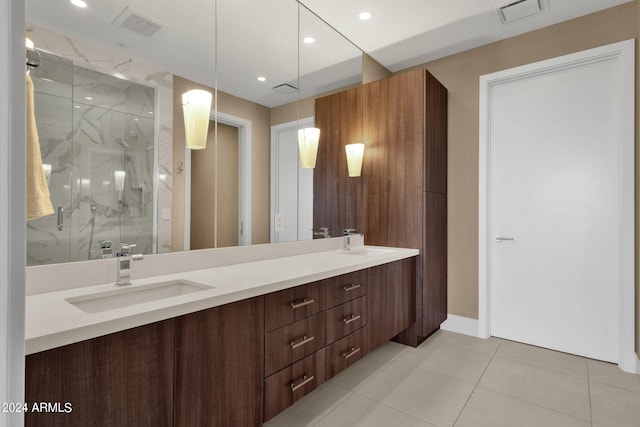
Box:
290 298 315 310
290 335 315 349
343 283 361 292
342 314 361 324
290 374 315 392
342 347 361 360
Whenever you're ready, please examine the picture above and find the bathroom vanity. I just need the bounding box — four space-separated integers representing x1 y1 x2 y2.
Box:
24 242 418 426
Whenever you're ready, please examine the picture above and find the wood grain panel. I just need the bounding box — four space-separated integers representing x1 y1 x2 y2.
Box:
423 192 448 336
174 297 264 427
264 349 326 422
326 327 367 379
325 296 368 344
424 70 448 195
265 281 325 331
25 321 174 427
265 312 326 377
362 71 424 249
314 87 364 237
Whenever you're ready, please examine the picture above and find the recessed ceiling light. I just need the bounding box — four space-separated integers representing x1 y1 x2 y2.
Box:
85 96 93 101
303 36 315 44
257 76 266 82
148 111 153 115
70 0 87 8
359 11 372 21
74 105 81 109
133 118 139 121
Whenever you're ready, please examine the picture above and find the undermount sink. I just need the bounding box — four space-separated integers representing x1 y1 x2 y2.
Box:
341 247 395 256
66 280 214 313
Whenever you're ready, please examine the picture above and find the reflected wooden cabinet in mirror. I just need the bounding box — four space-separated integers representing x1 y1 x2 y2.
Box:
314 69 448 346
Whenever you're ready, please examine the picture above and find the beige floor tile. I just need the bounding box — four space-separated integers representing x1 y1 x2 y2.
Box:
328 352 395 392
315 393 436 427
588 359 640 392
263 382 353 427
590 381 640 427
479 357 591 421
418 330 501 356
398 345 493 385
454 387 591 427
494 339 588 378
358 358 475 427
367 340 411 361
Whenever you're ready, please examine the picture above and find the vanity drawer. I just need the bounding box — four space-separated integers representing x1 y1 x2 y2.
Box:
325 270 367 308
264 349 326 422
326 327 367 379
265 312 326 376
325 295 367 344
265 281 325 331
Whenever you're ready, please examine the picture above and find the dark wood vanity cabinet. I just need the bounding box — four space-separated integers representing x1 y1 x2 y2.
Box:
25 320 174 427
174 297 264 427
315 69 448 346
25 297 264 427
25 259 415 426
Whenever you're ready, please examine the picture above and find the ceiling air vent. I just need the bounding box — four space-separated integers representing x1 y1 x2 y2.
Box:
498 0 544 24
112 6 164 38
272 83 298 95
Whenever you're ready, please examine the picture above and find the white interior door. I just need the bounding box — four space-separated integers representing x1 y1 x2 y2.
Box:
270 119 313 243
483 41 635 364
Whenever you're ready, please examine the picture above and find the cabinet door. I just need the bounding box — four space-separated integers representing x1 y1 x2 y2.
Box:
25 320 174 427
174 297 264 427
367 258 416 351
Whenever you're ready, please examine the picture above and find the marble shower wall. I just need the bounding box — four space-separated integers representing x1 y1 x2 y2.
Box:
27 51 156 265
28 26 173 263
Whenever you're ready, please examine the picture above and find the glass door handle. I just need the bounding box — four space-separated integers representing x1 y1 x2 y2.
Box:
56 206 64 231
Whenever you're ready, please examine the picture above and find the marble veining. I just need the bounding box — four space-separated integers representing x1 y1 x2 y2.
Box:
28 24 174 262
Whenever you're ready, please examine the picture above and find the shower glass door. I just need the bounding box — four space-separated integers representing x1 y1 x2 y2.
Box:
27 51 155 266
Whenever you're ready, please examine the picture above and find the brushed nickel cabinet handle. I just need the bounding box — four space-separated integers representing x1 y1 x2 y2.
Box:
290 335 315 349
343 283 361 292
290 374 315 392
290 298 315 309
342 347 361 359
342 314 361 324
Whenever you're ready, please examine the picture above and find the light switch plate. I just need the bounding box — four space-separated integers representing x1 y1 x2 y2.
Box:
274 213 284 232
162 207 171 220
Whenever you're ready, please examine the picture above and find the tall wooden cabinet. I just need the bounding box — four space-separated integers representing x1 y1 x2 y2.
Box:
314 69 447 346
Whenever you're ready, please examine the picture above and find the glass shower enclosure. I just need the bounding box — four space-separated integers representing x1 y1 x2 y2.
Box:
27 51 156 266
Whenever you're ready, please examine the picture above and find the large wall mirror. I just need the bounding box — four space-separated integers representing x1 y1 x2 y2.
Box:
25 0 362 265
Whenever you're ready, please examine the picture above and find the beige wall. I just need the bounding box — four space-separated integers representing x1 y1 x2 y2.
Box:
401 2 639 354
172 76 271 251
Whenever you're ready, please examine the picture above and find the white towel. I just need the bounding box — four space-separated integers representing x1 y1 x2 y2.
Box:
26 73 54 221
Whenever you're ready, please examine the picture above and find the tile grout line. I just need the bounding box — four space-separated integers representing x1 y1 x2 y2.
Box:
587 360 594 427
451 340 504 426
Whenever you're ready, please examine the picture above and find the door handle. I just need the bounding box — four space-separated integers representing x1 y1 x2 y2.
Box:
495 236 514 242
56 207 64 231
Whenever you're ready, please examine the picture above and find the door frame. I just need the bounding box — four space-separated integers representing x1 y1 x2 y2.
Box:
478 39 636 372
184 110 252 249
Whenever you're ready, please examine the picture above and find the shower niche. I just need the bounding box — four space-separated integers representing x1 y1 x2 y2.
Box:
27 51 156 266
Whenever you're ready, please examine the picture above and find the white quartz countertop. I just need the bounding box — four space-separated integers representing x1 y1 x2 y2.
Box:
26 245 418 355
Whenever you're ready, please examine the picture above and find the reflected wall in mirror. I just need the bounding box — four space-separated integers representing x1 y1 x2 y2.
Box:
26 0 363 265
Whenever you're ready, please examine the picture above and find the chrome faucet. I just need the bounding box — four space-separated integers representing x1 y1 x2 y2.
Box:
313 227 331 238
115 243 143 287
342 228 359 250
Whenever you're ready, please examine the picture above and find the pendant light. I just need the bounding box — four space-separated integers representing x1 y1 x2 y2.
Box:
182 89 212 150
345 142 364 177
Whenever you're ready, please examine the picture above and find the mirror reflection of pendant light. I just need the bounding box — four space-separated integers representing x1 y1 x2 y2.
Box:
114 170 126 202
345 143 364 177
42 164 52 186
182 89 212 150
298 127 320 168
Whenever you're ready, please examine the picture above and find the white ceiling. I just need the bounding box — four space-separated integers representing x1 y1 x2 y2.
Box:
27 0 633 107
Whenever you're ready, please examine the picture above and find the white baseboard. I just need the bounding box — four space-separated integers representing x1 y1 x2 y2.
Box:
440 314 481 338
